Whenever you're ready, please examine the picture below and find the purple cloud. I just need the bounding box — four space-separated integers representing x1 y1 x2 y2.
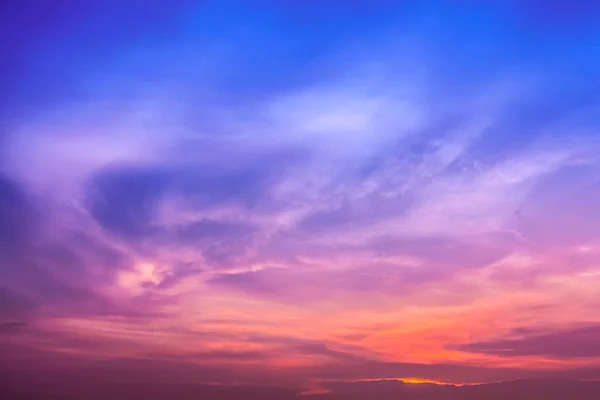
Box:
455 325 600 359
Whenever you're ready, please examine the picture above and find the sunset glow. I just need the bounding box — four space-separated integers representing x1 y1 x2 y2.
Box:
2 1 600 399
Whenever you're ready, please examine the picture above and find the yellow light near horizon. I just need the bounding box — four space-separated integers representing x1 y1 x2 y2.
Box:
400 378 445 385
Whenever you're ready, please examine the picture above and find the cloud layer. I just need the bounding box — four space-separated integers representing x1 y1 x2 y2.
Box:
2 0 600 394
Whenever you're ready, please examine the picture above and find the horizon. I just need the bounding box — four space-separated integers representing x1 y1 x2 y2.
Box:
2 1 600 399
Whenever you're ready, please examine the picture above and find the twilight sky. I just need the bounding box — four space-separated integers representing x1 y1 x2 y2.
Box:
2 0 600 397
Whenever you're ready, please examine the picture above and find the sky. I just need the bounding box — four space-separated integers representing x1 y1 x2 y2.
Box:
2 0 600 398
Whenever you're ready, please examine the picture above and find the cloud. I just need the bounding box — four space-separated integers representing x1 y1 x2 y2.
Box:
455 325 600 359
322 379 600 400
0 288 33 320
0 172 143 321
0 174 37 252
0 321 27 333
85 165 173 238
393 144 576 238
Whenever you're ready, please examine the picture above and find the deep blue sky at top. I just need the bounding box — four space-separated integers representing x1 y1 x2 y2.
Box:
1 1 600 233
3 0 599 121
